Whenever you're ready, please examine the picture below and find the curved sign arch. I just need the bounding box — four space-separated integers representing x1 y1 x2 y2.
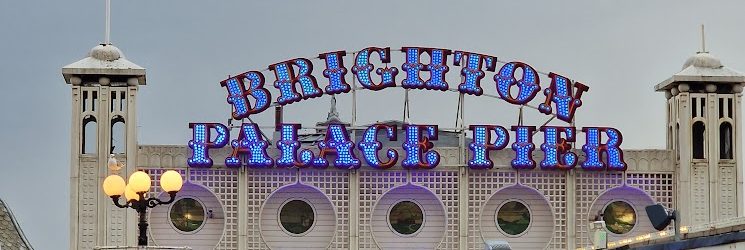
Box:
187 46 626 172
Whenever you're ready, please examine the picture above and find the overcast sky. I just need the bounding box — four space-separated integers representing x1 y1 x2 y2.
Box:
2 0 745 249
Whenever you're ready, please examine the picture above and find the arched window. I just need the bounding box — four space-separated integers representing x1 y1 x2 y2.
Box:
720 122 733 159
692 121 706 159
111 116 126 154
82 115 97 154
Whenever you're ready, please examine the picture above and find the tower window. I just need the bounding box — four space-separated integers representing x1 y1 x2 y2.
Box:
720 122 733 159
719 98 724 118
82 115 97 154
692 121 706 159
692 98 697 117
111 116 125 154
119 91 127 112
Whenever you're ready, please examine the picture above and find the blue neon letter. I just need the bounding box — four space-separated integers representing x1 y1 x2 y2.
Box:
352 47 398 91
220 71 271 119
276 124 316 168
225 123 273 168
269 58 323 105
581 127 627 171
319 51 351 95
188 123 229 168
313 124 361 169
538 72 589 122
402 124 440 169
468 125 509 169
453 51 497 96
358 124 399 169
511 126 537 169
401 47 452 90
495 62 541 105
539 126 577 170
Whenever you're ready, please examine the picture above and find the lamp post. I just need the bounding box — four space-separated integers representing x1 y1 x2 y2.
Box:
103 167 183 246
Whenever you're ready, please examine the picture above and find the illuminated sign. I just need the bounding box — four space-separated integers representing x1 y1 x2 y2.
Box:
189 46 625 171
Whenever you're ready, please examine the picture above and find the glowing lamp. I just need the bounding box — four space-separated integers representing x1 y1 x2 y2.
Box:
160 170 183 193
128 171 152 193
105 155 181 247
102 175 126 197
124 184 140 201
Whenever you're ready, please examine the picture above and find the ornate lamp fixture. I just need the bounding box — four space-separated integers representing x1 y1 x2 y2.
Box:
102 159 183 246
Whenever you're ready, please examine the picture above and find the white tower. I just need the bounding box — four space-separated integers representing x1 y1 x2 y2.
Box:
655 48 745 226
62 44 145 249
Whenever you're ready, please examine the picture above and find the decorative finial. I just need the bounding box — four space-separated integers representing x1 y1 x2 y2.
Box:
105 0 111 44
327 95 340 122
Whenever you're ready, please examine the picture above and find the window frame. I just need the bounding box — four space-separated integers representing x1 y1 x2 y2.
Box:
167 196 208 235
495 199 532 237
278 198 317 237
386 199 426 237
601 199 638 235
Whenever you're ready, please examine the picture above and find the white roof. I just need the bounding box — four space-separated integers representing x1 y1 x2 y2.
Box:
655 52 745 91
62 44 146 85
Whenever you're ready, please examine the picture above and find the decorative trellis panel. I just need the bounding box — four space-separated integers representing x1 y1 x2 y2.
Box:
518 171 567 249
719 165 737 219
107 202 126 245
625 173 675 209
79 160 98 249
467 171 516 249
145 168 240 249
412 170 460 249
692 165 709 224
575 172 674 248
300 170 350 249
107 156 127 246
245 169 297 249
359 170 408 249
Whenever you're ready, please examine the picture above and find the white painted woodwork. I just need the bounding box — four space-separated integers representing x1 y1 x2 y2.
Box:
479 184 554 250
587 185 657 243
371 183 446 249
260 183 336 249
149 182 225 250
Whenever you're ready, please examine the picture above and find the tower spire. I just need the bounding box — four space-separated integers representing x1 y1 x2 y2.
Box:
327 95 340 122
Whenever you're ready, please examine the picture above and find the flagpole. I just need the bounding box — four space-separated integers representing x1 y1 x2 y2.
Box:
105 0 110 44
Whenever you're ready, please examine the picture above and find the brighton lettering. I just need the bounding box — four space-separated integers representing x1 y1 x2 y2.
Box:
221 46 587 123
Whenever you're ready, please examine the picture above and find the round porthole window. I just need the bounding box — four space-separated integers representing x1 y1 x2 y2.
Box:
169 198 206 233
603 200 636 234
279 199 315 235
388 200 424 236
496 200 531 236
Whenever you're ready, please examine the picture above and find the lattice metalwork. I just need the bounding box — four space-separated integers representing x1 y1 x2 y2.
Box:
625 173 675 209
575 172 674 248
300 169 350 249
245 168 296 249
412 170 460 249
518 171 568 249
359 170 407 249
146 168 240 249
575 172 623 248
467 171 516 249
